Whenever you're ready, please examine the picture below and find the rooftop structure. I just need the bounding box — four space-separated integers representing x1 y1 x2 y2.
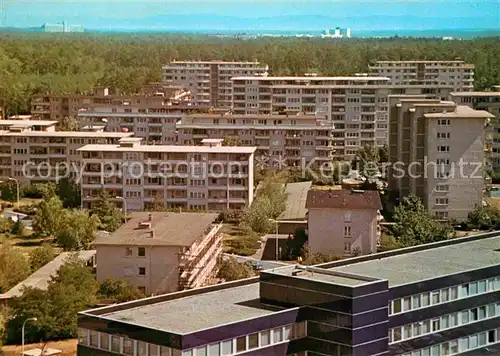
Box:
278 181 312 221
79 231 500 356
305 189 382 210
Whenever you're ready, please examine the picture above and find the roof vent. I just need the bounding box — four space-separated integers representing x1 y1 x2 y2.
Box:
352 189 365 194
148 213 152 221
148 230 155 238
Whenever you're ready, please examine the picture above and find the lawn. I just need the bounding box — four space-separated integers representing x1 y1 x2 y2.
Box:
2 339 77 356
220 223 262 257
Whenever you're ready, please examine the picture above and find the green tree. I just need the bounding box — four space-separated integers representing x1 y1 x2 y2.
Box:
7 254 99 343
353 144 380 180
29 244 56 271
99 278 145 302
148 193 165 212
10 220 24 236
92 192 124 232
217 257 256 281
0 244 31 293
59 116 81 132
393 195 453 247
32 195 64 236
56 210 100 250
222 136 243 146
0 180 17 202
465 205 500 230
378 145 389 163
56 177 81 209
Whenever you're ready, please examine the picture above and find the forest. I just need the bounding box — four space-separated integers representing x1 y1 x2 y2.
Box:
0 33 499 116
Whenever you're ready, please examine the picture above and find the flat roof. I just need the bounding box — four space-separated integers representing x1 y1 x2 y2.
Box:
78 112 184 118
278 181 312 221
0 131 134 138
372 60 468 64
450 92 500 97
0 120 57 126
0 250 96 299
424 105 495 118
78 144 257 154
94 212 219 247
100 283 281 334
167 60 263 65
329 234 500 286
231 76 391 81
185 114 319 119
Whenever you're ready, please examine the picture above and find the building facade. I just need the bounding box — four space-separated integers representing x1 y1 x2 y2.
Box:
388 97 493 221
78 231 500 356
162 60 269 108
0 120 132 185
31 85 191 121
306 189 381 256
78 138 255 211
94 212 222 295
368 60 474 92
449 90 500 171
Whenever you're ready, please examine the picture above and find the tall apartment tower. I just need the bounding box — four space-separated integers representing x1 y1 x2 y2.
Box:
369 60 474 92
388 96 493 221
162 60 269 108
449 88 500 171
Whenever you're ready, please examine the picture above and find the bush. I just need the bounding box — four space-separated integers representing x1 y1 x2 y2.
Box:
218 209 243 224
99 278 145 302
10 220 24 237
225 233 261 256
29 244 56 271
0 218 12 234
13 204 38 216
217 257 256 282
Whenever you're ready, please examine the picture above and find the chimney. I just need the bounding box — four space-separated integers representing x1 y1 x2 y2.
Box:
149 230 155 238
148 213 152 221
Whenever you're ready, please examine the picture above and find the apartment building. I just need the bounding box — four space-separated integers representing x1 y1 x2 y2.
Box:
79 231 500 356
231 76 391 160
94 212 222 295
388 97 493 221
78 112 183 144
78 138 255 211
306 189 381 256
31 84 191 120
162 60 269 108
0 120 132 185
176 113 335 168
449 89 500 170
369 60 474 92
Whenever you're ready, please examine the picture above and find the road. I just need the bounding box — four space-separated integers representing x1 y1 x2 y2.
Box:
221 253 290 270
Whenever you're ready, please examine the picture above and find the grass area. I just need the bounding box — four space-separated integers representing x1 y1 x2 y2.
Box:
2 339 77 356
221 223 262 257
485 197 500 210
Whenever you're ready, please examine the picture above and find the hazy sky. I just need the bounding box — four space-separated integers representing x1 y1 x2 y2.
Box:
7 0 500 28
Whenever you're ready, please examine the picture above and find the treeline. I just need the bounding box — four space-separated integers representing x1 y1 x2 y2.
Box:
0 34 499 115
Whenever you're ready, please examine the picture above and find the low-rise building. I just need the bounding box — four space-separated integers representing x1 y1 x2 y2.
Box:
94 212 222 295
78 230 500 356
78 138 255 211
306 189 381 256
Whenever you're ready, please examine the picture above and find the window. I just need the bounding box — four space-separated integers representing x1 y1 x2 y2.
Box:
89 331 99 347
432 319 440 332
195 347 206 356
344 225 351 236
236 336 246 352
438 145 450 152
344 211 352 222
181 351 192 356
441 315 449 329
123 338 133 355
441 289 449 302
470 334 478 348
450 286 458 300
462 310 470 323
138 247 146 257
273 328 283 343
404 325 412 339
393 327 402 342
432 291 440 304
479 332 487 346
221 340 233 355
461 284 469 297
344 242 351 253
488 303 496 317
403 297 411 311
393 299 402 313
111 335 121 353
100 333 109 350
450 313 458 327
138 267 146 276
412 295 421 309
208 343 220 356
260 330 271 346
470 282 478 295
437 132 451 139
248 333 259 349
421 293 430 306
413 322 422 336
459 337 469 351
488 330 496 343
478 280 487 293
292 322 306 338
471 308 478 321
125 247 132 257
422 320 431 334
479 306 487 319
137 342 148 356
78 329 88 345
283 326 291 340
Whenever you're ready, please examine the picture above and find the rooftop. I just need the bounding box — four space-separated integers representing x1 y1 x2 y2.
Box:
184 114 319 119
278 181 312 221
77 112 184 118
99 282 281 334
0 250 96 299
93 212 219 247
166 60 263 65
306 189 382 210
0 120 57 126
423 105 495 118
231 76 391 82
372 60 469 64
328 233 500 286
0 131 134 138
78 143 257 154
450 91 500 97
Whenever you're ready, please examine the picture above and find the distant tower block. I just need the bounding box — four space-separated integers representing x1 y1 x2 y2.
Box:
346 28 352 38
0 0 5 27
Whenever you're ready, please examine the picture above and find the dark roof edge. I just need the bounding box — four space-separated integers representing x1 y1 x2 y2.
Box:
314 230 500 270
80 276 260 316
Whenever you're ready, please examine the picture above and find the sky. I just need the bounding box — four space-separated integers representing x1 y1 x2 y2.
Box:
6 0 500 30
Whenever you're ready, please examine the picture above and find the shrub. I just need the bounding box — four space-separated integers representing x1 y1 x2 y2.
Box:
217 257 256 282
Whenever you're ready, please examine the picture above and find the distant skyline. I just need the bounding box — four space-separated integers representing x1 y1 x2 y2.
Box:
6 0 500 31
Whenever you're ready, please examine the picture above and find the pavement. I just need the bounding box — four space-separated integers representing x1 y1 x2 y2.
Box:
221 253 289 270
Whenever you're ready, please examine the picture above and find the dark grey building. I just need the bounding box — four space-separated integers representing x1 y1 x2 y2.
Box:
77 231 500 356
